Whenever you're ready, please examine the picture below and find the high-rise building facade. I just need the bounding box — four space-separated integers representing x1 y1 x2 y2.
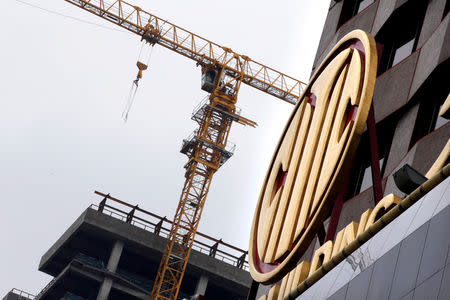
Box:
251 0 449 299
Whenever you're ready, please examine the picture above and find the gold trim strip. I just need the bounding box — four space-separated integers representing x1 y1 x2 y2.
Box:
285 163 450 300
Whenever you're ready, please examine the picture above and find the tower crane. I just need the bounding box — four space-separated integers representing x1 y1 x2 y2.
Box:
65 1 307 299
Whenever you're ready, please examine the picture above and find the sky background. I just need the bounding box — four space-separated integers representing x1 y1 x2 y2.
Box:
1 0 329 295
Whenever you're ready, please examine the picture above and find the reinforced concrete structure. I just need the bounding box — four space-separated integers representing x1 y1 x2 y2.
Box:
4 193 252 300
251 0 450 299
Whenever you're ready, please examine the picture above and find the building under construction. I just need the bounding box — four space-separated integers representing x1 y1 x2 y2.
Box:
3 193 251 300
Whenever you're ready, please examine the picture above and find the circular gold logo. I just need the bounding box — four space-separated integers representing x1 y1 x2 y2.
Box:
249 30 378 284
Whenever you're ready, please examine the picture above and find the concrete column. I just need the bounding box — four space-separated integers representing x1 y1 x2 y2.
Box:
96 278 113 300
96 240 124 300
194 275 208 296
106 240 124 272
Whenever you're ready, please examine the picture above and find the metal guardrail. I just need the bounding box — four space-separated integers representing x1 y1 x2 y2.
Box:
33 277 58 300
10 288 35 299
93 191 249 270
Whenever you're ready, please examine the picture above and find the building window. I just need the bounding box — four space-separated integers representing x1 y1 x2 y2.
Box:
410 98 449 148
357 0 375 13
357 156 385 193
444 0 450 19
347 143 372 197
359 165 372 192
346 117 395 198
376 0 429 73
429 99 450 131
409 59 450 148
391 38 415 66
434 104 449 129
338 0 375 28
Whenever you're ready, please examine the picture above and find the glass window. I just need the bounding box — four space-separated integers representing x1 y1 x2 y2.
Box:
359 165 373 192
444 0 450 19
433 104 449 130
358 157 385 193
391 38 415 66
357 0 375 13
375 0 428 74
409 83 449 149
346 117 395 199
338 0 374 28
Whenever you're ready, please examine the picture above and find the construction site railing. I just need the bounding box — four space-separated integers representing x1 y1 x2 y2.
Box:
93 191 249 270
10 288 35 299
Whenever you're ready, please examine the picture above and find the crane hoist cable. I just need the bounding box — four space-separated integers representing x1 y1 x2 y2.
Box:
122 43 154 122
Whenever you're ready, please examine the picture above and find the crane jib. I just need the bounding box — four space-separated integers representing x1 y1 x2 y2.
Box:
65 0 306 104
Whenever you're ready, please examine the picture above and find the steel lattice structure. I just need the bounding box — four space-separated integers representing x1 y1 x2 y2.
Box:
65 0 306 104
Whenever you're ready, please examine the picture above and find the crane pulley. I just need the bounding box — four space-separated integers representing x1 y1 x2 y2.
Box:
65 1 307 299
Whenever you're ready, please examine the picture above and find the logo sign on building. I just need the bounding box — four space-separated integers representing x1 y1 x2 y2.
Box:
249 30 378 284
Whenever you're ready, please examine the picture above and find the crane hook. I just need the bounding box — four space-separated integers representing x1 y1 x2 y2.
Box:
134 61 148 86
122 42 154 122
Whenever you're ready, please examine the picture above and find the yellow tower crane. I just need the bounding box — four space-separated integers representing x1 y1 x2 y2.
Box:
65 1 307 299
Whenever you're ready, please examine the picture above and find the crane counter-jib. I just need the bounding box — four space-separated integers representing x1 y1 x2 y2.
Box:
65 0 306 104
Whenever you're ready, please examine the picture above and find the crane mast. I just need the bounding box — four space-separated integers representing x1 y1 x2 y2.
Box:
65 1 307 299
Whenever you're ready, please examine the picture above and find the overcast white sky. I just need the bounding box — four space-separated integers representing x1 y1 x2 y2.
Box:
1 0 329 295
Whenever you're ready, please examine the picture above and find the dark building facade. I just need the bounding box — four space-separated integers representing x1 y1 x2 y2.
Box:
252 0 449 299
4 194 252 300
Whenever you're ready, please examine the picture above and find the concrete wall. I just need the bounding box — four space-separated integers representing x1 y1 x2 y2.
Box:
38 207 251 298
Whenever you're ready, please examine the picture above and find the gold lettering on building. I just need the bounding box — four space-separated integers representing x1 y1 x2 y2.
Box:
257 138 449 300
425 138 450 179
438 93 450 119
365 194 401 228
250 29 378 284
332 222 358 256
257 261 311 300
356 209 372 236
309 240 333 276
258 194 402 300
291 262 310 292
